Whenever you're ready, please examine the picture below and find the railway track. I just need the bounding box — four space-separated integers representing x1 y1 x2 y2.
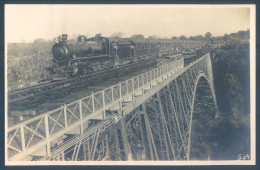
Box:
8 56 172 127
8 58 157 103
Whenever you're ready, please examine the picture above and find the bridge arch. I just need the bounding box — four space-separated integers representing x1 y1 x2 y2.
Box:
139 55 218 161
188 73 218 160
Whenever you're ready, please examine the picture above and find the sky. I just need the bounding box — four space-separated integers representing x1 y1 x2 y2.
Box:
5 5 251 43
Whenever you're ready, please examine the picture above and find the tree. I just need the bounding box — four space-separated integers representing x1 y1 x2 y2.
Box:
131 34 145 39
196 35 204 41
32 38 53 54
171 36 178 40
189 36 196 41
212 36 223 44
246 29 250 38
33 38 46 44
179 35 188 40
205 32 212 42
148 34 159 40
223 34 228 41
236 30 249 39
110 32 124 40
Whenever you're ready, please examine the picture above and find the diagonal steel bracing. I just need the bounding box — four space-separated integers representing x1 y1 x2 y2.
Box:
7 53 217 161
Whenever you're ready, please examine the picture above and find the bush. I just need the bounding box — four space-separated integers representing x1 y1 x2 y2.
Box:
7 39 54 90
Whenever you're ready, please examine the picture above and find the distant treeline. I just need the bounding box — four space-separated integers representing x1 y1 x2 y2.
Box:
8 38 54 57
212 29 250 44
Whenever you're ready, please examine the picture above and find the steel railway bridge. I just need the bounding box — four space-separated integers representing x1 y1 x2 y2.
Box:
7 53 218 161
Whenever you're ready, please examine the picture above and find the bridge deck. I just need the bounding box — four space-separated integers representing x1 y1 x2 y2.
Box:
7 53 211 161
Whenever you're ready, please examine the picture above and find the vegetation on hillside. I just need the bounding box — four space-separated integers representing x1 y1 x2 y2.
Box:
7 39 54 89
202 30 250 160
189 29 250 160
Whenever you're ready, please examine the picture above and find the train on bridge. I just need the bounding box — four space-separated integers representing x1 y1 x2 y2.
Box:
49 34 167 79
48 34 207 79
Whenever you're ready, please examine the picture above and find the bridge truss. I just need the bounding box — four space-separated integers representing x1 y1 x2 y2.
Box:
7 53 217 161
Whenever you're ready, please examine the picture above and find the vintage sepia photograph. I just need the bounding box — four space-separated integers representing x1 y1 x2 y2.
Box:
5 4 255 165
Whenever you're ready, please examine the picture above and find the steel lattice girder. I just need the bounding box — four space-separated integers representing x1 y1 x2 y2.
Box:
50 54 216 161
51 54 216 161
136 56 217 160
8 54 218 161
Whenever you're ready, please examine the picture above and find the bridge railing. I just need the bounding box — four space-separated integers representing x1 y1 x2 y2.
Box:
7 57 184 160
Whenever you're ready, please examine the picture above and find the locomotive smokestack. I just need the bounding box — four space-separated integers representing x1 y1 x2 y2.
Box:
62 34 68 42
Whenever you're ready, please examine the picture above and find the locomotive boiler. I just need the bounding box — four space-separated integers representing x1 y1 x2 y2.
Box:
52 34 109 64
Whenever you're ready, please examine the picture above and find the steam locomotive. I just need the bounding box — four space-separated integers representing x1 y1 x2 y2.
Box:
48 34 169 79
